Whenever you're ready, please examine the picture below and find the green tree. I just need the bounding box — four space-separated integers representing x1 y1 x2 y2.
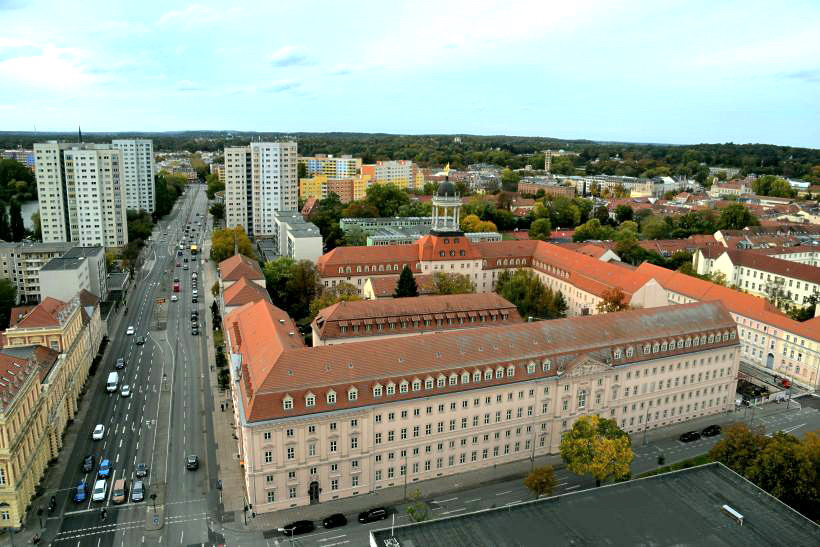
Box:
495 269 567 319
745 432 816 512
596 287 629 313
211 281 220 298
572 218 614 242
707 423 769 476
528 218 552 241
559 415 633 485
500 167 521 192
343 225 368 246
718 203 760 230
640 215 671 240
264 257 297 311
341 201 380 218
210 226 255 263
615 205 634 223
751 175 796 198
0 201 10 241
297 162 307 179
364 184 410 217
308 193 345 251
0 278 16 330
206 173 225 199
263 258 320 321
30 210 41 241
406 489 430 522
523 465 557 499
432 272 475 295
308 282 361 321
209 202 225 221
8 199 24 241
394 266 419 298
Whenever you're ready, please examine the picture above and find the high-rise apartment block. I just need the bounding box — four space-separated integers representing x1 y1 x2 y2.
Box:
298 154 362 178
224 142 298 237
34 142 128 248
111 139 156 213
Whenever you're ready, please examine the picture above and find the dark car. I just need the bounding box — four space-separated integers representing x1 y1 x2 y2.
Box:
186 455 199 470
322 513 347 529
702 424 722 437
191 296 197 303
136 336 146 345
115 358 126 370
281 520 315 536
73 481 88 503
135 463 148 478
358 507 388 523
81 454 95 473
191 326 199 336
679 431 701 443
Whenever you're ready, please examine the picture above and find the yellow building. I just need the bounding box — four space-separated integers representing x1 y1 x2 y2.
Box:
300 174 327 201
0 295 92 528
300 174 372 203
298 155 362 178
362 160 419 191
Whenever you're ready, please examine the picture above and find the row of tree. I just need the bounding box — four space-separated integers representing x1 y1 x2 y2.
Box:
0 158 37 202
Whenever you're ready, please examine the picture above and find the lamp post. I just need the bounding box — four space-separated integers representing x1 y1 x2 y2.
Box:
403 451 408 500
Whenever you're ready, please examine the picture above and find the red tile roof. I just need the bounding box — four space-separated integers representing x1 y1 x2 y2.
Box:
366 274 436 298
10 297 67 329
723 250 820 284
313 293 521 342
219 254 264 282
229 301 737 422
0 352 38 406
223 276 271 308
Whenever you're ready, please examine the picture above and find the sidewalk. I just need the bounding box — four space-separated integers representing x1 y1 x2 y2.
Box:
223 400 801 535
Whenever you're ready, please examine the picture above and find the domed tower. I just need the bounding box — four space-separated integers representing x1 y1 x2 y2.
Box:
431 167 462 235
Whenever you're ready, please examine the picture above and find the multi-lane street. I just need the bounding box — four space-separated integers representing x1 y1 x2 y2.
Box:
48 186 218 546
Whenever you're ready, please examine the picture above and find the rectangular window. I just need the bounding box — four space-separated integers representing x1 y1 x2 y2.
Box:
264 451 272 463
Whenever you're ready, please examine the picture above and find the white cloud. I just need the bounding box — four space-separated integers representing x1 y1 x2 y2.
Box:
0 38 101 89
158 4 239 29
261 79 301 93
270 46 311 67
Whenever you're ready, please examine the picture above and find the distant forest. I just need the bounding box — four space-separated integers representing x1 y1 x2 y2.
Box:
2 131 817 183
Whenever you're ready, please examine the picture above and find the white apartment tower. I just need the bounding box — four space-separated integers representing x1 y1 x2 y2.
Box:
111 139 156 212
224 141 298 237
34 142 128 247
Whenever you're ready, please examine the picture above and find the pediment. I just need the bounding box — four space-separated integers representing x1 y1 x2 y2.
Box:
566 355 611 378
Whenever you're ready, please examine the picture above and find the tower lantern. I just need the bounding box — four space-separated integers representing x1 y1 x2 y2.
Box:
431 165 462 235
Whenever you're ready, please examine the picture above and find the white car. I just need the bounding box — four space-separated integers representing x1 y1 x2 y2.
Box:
120 384 131 397
171 295 178 302
92 424 105 440
92 479 107 502
126 326 135 335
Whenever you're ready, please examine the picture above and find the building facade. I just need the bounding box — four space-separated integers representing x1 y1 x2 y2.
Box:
272 211 323 263
298 155 362 179
299 174 370 203
34 142 128 247
361 160 420 191
224 300 738 513
38 256 92 302
0 242 74 303
111 139 156 213
224 142 298 237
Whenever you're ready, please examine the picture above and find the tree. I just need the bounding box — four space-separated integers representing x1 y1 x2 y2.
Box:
640 215 671 240
341 201 379 218
751 175 796 198
308 282 361 321
30 210 41 241
707 423 768 476
364 184 410 217
0 201 10 241
596 287 629 313
264 257 297 310
523 465 557 498
500 168 521 192
394 266 419 298
615 205 634 223
206 173 224 199
528 218 552 241
211 281 220 298
343 225 368 246
285 260 320 321
209 202 225 221
495 269 567 319
572 218 614 242
718 203 759 230
559 415 633 485
432 272 475 295
0 278 16 330
405 489 430 522
210 226 255 263
8 199 24 241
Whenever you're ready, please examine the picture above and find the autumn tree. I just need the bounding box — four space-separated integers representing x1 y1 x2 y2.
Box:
523 465 557 498
394 265 419 298
405 488 430 522
707 423 769 476
308 282 361 321
210 226 255 263
432 272 475 295
596 287 629 313
559 415 633 485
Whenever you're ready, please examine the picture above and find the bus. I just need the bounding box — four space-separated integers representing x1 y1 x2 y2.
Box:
190 244 198 255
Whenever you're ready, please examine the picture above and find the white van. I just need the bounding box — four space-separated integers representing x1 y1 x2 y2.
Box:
106 372 119 392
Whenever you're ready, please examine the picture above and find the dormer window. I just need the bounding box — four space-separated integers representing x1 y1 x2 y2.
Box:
653 343 659 353
305 393 316 407
461 372 470 384
283 396 293 410
412 379 421 391
527 362 536 374
400 381 409 393
692 336 699 346
449 374 458 386
643 344 650 355
495 367 504 379
661 342 668 352
373 385 383 397
542 359 551 372
708 334 714 343
348 387 358 401
473 371 482 382
700 335 706 345
677 339 684 349
437 375 446 388
327 390 336 404
425 377 434 390
685 338 691 347
506 366 515 378
613 349 622 359
626 347 634 358
386 383 395 395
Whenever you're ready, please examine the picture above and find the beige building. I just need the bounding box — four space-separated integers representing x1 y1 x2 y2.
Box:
710 250 820 306
224 300 738 513
0 242 74 304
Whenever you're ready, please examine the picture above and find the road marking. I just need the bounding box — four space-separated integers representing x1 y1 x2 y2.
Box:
433 497 458 503
505 500 522 506
318 535 347 542
440 507 467 515
556 482 568 487
464 498 481 503
565 484 580 491
119 439 123 448
495 490 512 496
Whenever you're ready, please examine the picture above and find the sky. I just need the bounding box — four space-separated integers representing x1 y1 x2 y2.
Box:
0 0 818 148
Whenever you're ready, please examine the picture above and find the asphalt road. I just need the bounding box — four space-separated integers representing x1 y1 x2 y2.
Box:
244 404 820 547
49 186 216 546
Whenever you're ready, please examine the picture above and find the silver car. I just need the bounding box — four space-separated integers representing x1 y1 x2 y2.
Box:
131 480 145 502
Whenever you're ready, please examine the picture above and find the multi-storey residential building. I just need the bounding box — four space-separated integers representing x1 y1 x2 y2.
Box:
34 142 128 247
210 163 225 183
362 160 420 191
223 300 738 513
311 293 522 346
298 155 362 179
1 149 35 169
0 241 74 303
0 295 93 528
38 256 92 302
272 211 323 263
298 174 370 203
224 142 298 237
111 139 156 213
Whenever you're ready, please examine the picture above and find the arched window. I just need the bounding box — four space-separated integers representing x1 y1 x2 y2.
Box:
449 374 458 386
661 342 668 352
327 390 336 404
613 349 622 359
653 343 659 353
283 395 293 410
348 387 358 401
461 372 470 384
527 362 536 374
643 344 651 355
708 334 714 343
692 336 699 346
700 335 707 345
542 359 552 372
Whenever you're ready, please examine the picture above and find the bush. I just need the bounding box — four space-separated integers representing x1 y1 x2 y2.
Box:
217 368 230 389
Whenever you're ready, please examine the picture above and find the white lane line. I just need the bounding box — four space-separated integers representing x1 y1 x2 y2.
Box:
432 497 458 504
317 535 347 543
119 438 123 448
565 484 580 491
505 500 522 506
495 490 512 496
464 498 481 503
440 507 466 515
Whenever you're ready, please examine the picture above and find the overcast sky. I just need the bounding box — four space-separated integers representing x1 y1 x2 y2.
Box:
0 0 818 147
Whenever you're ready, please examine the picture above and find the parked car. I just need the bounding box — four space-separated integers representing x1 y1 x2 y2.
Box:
281 520 315 536
184 264 189 271
135 463 148 478
98 459 111 478
131 480 145 502
73 481 88 503
92 479 107 502
358 507 388 523
81 454 95 473
115 358 126 370
679 431 701 443
701 425 722 437
186 455 199 470
322 513 348 529
92 424 105 440
136 336 146 345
